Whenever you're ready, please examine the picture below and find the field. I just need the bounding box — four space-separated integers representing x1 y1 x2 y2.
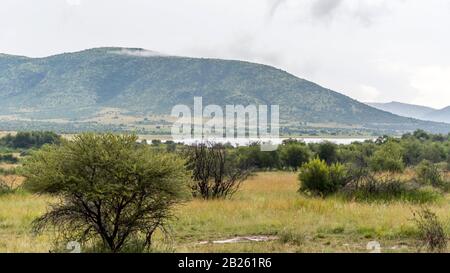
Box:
1 172 449 253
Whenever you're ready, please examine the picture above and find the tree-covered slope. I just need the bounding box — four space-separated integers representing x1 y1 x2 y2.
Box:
0 47 449 133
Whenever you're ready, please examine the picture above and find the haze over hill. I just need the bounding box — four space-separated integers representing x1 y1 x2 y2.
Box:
0 47 449 134
423 106 450 124
367 102 450 124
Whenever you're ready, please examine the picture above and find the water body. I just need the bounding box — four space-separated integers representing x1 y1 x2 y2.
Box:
147 137 375 146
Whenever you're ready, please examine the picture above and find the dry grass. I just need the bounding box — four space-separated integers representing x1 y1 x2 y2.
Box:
0 193 54 252
1 172 449 253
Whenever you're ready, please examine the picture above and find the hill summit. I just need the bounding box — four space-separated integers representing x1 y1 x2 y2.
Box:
0 47 449 134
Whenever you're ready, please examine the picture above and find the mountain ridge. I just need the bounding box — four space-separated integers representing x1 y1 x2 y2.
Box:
367 101 450 124
0 47 449 134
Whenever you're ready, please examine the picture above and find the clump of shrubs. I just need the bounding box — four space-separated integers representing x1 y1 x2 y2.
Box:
0 154 19 163
369 141 405 173
412 208 447 253
298 157 441 203
340 173 440 203
298 158 347 196
416 160 444 188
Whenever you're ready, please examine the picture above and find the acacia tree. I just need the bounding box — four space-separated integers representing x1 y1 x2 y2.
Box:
23 133 190 253
185 142 252 199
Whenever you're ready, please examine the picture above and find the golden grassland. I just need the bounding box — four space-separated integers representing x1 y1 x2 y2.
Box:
1 172 449 253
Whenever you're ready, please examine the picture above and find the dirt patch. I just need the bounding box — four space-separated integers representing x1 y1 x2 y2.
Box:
195 236 279 245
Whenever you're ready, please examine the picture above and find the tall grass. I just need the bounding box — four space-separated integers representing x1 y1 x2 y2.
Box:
1 172 450 252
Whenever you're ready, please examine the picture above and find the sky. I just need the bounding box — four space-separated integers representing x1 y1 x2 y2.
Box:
1 0 450 109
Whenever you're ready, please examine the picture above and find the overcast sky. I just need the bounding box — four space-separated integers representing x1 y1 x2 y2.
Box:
1 0 450 108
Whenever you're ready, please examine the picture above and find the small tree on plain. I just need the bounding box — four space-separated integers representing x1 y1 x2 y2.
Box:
23 133 191 253
185 142 252 199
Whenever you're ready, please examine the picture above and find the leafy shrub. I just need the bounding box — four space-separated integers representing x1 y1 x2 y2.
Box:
165 141 177 153
412 208 447 253
0 131 61 149
329 163 348 189
416 160 444 187
317 142 338 164
280 143 310 171
337 142 375 169
369 141 405 173
340 174 441 203
298 158 347 196
421 143 446 163
0 154 19 163
151 139 162 146
401 139 423 166
235 144 280 170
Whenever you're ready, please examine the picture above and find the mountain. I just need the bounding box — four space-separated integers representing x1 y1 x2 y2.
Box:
367 101 450 124
366 102 437 120
423 106 450 123
0 47 449 134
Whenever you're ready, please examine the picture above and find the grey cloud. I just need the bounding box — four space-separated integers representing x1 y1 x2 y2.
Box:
268 0 393 26
311 0 344 18
267 0 285 21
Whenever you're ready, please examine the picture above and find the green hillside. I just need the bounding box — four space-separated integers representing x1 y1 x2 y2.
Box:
0 47 449 134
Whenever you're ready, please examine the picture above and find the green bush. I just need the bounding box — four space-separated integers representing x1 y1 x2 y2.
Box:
401 139 423 166
416 160 444 187
421 143 446 163
298 158 347 196
317 142 338 164
0 131 61 149
329 163 348 189
280 144 310 171
340 174 441 203
369 141 405 173
0 154 18 163
236 144 281 170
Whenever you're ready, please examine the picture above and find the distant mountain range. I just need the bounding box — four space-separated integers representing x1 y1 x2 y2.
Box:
367 102 450 124
0 47 449 134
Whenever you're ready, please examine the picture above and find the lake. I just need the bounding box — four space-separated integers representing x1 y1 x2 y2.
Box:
145 137 375 146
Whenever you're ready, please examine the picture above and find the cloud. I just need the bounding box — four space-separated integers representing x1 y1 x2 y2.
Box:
66 0 81 6
311 0 344 18
110 48 168 57
410 66 450 109
358 85 382 102
267 0 285 20
1 0 449 109
267 0 394 26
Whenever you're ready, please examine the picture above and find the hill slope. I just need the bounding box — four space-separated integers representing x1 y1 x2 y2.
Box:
367 101 450 124
423 106 450 123
366 102 437 120
0 47 449 133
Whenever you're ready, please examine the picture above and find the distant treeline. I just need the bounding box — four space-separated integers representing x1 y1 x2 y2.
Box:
0 131 61 149
208 130 450 172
